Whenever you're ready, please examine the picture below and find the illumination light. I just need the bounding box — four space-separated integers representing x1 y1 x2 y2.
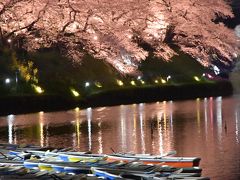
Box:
117 80 124 86
130 80 136 86
137 76 141 80
140 80 145 84
154 80 159 84
32 84 44 94
85 82 90 87
5 78 10 84
95 82 102 88
194 76 200 81
167 75 171 81
71 88 80 97
161 78 166 84
7 39 12 43
207 74 213 79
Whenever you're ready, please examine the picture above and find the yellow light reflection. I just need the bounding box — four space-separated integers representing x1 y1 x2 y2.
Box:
204 98 208 137
39 111 44 147
196 98 201 133
74 108 81 149
98 122 103 154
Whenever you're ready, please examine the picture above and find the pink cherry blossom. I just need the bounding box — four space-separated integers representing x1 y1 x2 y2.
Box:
0 0 239 74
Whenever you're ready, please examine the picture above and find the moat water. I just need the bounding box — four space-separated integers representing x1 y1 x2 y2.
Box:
0 95 240 180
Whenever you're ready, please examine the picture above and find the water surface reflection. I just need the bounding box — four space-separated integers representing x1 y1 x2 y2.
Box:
0 96 240 180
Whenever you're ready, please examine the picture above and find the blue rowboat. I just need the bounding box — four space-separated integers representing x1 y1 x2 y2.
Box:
91 167 122 180
23 160 40 169
57 153 106 162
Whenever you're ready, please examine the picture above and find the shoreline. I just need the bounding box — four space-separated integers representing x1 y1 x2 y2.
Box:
0 80 233 116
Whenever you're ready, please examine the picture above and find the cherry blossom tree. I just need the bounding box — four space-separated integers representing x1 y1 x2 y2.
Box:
0 0 239 74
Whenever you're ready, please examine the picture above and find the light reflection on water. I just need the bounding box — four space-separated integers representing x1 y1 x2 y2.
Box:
0 96 240 179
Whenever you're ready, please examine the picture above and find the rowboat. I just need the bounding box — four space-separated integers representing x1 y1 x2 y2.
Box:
23 159 120 173
0 159 23 166
106 153 201 168
13 150 200 168
0 165 101 180
57 153 106 162
22 158 202 176
0 144 206 179
91 167 205 180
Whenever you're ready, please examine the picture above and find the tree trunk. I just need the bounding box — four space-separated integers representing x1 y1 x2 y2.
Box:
0 27 4 47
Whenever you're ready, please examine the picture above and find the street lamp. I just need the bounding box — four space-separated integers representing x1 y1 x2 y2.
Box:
167 75 171 81
85 82 90 87
7 39 12 49
5 78 10 84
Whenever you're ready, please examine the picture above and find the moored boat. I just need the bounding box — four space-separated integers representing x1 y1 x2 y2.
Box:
91 167 206 180
106 153 201 168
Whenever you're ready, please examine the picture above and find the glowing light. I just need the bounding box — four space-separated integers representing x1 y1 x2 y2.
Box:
7 114 14 144
207 74 213 79
7 39 12 43
130 80 136 86
137 76 141 80
194 76 200 81
87 108 92 151
154 80 159 84
5 78 10 84
85 82 90 87
117 80 124 86
95 82 102 88
161 78 166 84
71 88 80 97
39 110 44 147
75 107 80 112
32 85 44 94
140 80 145 84
167 75 171 81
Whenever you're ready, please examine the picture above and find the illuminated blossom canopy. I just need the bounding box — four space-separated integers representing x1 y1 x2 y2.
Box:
0 0 239 74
